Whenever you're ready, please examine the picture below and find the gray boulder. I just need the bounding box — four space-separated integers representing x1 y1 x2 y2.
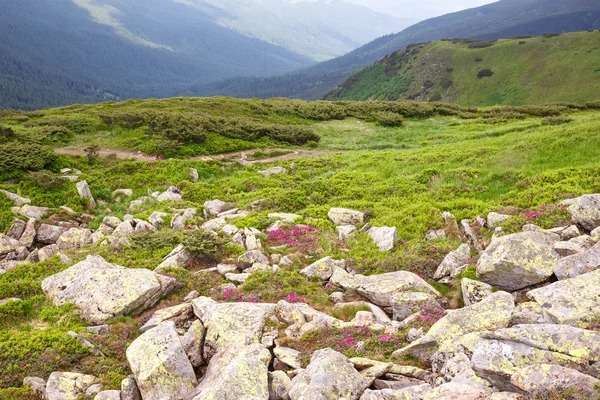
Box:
120 377 141 400
487 212 511 228
391 292 441 322
6 219 26 240
300 256 336 280
204 199 229 219
434 244 471 280
56 228 92 251
42 255 178 324
328 208 365 226
171 208 197 230
0 189 30 207
94 391 121 400
182 320 206 367
189 168 199 183
23 376 46 399
16 204 50 220
36 224 66 244
461 278 493 307
18 219 36 247
139 303 193 333
76 180 96 209
154 244 193 271
368 226 397 252
0 234 20 256
45 372 99 400
511 364 600 398
259 166 288 176
565 194 600 230
126 321 197 400
476 231 560 291
554 242 600 279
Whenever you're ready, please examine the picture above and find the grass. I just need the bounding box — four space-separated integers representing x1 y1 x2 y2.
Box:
326 31 600 106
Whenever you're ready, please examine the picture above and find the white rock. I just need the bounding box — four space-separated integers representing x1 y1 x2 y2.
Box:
76 180 96 209
368 226 397 252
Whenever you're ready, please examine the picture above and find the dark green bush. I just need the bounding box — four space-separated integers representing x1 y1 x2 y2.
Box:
0 126 15 141
542 116 574 126
0 142 57 173
28 170 68 190
182 230 226 262
146 112 207 144
477 69 494 78
468 40 497 48
372 111 404 127
99 112 145 129
266 125 320 145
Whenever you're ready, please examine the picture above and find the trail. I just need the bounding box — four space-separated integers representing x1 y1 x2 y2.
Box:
54 147 342 164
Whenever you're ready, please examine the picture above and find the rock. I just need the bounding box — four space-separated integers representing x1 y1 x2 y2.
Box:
288 348 369 400
239 250 270 266
274 346 302 370
555 243 600 279
526 269 600 328
148 212 167 229
487 212 511 228
554 235 594 256
393 292 514 360
509 302 553 325
201 217 227 232
112 188 133 198
186 344 271 400
126 321 197 400
129 196 152 211
565 194 600 230
0 234 21 256
225 272 249 284
45 372 99 400
36 224 66 244
6 219 26 240
461 278 493 307
337 225 358 241
171 208 197 230
425 229 446 241
423 382 491 400
0 189 30 206
269 371 292 400
217 264 238 275
94 390 121 400
300 256 336 280
42 255 178 324
511 364 600 398
182 319 206 367
157 186 183 202
368 226 397 252
561 225 581 240
592 226 600 242
38 244 59 261
23 376 46 399
268 212 302 223
201 302 276 360
330 268 441 307
139 303 193 333
16 204 50 220
391 292 441 322
18 218 36 247
56 228 92 251
476 231 560 291
434 244 471 280
259 166 288 176
407 328 424 343
86 383 102 398
154 244 193 271
204 199 229 219
76 180 96 209
221 224 239 236
67 331 105 357
328 208 365 226
189 168 199 183
120 377 141 400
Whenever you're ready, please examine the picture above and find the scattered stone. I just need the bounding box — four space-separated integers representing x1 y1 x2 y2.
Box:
112 189 133 197
423 382 491 400
328 208 365 226
0 234 21 256
129 196 152 211
239 249 270 266
171 208 196 230
561 225 581 240
45 372 99 400
56 228 92 251
16 204 50 220
120 377 141 400
269 371 292 400
0 189 30 206
225 272 249 284
0 297 21 306
565 194 600 230
148 212 167 229
461 220 485 254
509 302 553 325
259 166 288 176
274 346 302 370
368 226 397 252
201 217 227 232
113 221 134 237
203 199 230 219
300 256 336 280
182 319 206 367
67 331 105 357
554 235 594 256
425 229 446 241
337 225 358 241
477 231 560 291
487 212 511 228
434 243 471 280
189 168 199 183
87 325 110 335
18 218 36 247
155 244 193 271
23 376 46 399
36 224 66 244
6 219 26 240
139 303 193 333
42 255 178 324
126 321 197 400
527 269 600 328
221 224 239 236
407 328 424 343
76 180 96 209
391 292 441 322
38 244 59 261
94 390 121 400
461 278 493 306
157 186 183 202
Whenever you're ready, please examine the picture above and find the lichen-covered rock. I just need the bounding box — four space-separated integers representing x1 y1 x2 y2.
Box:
76 180 96 209
368 226 397 252
201 217 227 232
154 244 193 271
56 228 92 251
139 303 193 333
554 243 600 280
35 224 66 245
187 344 271 400
182 319 206 367
23 376 46 399
487 212 511 228
391 292 441 322
509 302 553 325
476 231 560 291
113 221 134 237
42 255 178 324
134 219 156 234
510 364 600 398
156 186 183 202
288 348 369 400
18 218 36 247
274 346 302 370
204 199 229 219
330 268 441 307
269 371 292 400
38 244 59 261
526 269 600 328
423 382 492 400
94 390 121 400
121 377 141 400
461 278 493 307
171 208 197 230
258 166 288 176
202 302 276 360
0 234 21 256
554 235 594 256
0 189 30 206
16 204 50 220
300 256 336 280
434 244 471 280
45 372 99 400
337 225 358 241
148 212 167 229
392 292 514 360
565 194 600 230
126 321 197 400
328 208 365 226
6 219 26 240
238 250 270 266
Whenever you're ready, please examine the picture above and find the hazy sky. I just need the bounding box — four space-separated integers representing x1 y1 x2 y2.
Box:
343 0 498 20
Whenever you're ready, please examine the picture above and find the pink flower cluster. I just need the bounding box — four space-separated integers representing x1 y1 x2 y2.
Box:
285 293 306 303
267 226 320 253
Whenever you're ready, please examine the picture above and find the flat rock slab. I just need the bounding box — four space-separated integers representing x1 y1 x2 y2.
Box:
42 255 178 324
46 372 99 400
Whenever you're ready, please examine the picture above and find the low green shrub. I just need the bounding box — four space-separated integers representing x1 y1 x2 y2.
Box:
331 304 371 322
182 230 226 262
542 116 573 126
372 112 404 127
0 142 57 175
27 170 68 190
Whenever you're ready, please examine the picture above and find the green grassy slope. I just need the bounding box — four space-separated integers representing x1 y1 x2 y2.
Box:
326 31 600 106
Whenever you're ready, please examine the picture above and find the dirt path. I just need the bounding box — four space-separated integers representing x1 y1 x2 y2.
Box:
54 147 342 164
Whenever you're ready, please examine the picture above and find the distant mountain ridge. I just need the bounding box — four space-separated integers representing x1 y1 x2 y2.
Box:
197 0 600 100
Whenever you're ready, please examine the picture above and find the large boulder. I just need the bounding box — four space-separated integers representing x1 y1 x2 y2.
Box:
76 180 96 209
461 278 493 307
390 292 441 322
300 256 336 281
328 208 365 226
126 321 197 400
434 244 471 280
42 255 178 324
258 166 288 177
139 303 193 333
554 242 600 280
565 194 600 230
6 219 26 240
45 372 99 400
511 364 600 398
393 292 514 360
16 204 50 220
0 234 20 256
422 382 492 400
56 228 92 251
154 244 193 272
35 224 66 245
330 268 441 307
204 199 229 219
288 348 369 400
156 186 183 202
526 269 600 328
476 231 560 291
187 344 271 400
367 226 397 252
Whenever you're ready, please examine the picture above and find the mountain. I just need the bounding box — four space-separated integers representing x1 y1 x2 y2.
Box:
325 31 600 105
0 0 406 110
197 0 600 100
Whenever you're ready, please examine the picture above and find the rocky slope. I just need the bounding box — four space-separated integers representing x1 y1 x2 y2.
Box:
2 167 600 399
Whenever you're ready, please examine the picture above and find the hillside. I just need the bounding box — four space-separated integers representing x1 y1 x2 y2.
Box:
325 31 600 105
0 0 406 111
198 0 600 100
2 98 600 398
